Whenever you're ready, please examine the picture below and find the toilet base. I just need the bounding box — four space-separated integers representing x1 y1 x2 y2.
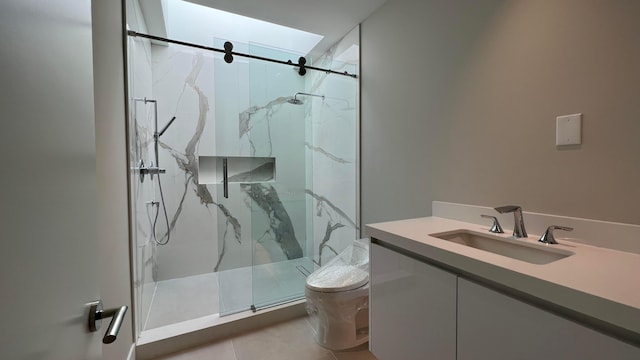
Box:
306 285 369 351
314 307 369 351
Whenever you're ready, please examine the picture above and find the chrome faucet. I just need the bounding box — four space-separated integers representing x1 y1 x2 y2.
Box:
494 205 527 238
538 225 573 244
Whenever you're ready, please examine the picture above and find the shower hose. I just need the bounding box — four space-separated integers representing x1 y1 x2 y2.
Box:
151 174 171 246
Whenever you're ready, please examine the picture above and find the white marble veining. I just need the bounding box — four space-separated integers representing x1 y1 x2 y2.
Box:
148 34 359 277
128 15 359 329
151 45 223 280
308 26 360 267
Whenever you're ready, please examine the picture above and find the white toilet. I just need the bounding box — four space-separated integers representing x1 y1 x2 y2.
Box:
305 239 370 350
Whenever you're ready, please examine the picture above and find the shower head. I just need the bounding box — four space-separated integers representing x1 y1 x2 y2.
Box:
287 97 304 105
287 92 324 105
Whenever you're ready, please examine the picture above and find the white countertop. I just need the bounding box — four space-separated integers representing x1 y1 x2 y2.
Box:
366 216 640 337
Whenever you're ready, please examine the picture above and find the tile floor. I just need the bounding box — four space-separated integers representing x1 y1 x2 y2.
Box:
150 315 377 360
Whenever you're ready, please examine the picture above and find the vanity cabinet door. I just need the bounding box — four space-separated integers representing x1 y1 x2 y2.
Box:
370 243 457 360
457 278 640 360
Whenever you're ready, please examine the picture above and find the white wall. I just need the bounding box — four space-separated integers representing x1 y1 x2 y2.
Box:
361 0 640 226
92 0 135 358
1 1 103 358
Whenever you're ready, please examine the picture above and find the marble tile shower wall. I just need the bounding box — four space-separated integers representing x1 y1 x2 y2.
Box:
148 43 310 280
214 45 310 273
129 24 358 315
308 28 359 266
150 45 219 280
136 40 359 280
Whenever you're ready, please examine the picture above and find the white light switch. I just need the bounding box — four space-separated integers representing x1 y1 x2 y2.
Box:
556 113 582 146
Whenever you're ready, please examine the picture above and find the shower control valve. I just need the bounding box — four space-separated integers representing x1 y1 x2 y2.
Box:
137 159 166 182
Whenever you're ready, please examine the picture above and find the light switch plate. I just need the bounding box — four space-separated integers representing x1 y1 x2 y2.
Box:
556 113 582 146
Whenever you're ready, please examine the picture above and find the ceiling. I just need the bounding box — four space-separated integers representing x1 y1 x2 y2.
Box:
183 0 388 58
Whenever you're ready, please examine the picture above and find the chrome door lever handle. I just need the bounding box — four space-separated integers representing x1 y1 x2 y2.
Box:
88 300 128 344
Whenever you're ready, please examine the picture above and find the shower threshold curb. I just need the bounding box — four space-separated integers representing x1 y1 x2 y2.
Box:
136 299 308 360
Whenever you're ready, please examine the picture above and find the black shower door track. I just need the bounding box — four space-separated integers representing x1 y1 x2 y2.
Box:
127 30 358 79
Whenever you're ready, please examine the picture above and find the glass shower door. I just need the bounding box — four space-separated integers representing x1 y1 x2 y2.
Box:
249 44 313 308
213 39 254 316
213 41 313 315
248 43 315 309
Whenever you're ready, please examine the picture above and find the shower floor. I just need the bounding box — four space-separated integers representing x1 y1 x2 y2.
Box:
143 258 314 331
143 272 219 330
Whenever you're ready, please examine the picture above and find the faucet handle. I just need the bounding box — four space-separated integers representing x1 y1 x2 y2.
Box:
481 215 504 234
539 225 573 244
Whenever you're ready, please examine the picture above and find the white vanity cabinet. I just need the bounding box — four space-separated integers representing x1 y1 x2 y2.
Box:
370 243 457 360
367 214 640 359
457 278 640 360
370 242 640 359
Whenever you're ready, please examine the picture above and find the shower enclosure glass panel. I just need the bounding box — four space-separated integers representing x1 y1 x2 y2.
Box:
127 34 157 337
213 40 314 315
213 39 252 315
306 55 359 264
248 43 315 310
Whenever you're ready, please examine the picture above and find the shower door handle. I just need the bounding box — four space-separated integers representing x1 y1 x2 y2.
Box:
88 300 128 344
223 157 229 198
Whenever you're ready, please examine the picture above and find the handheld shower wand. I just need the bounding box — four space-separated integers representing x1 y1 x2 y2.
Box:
154 116 177 167
158 116 176 137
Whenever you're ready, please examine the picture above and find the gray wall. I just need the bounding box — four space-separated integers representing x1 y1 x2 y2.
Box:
361 0 640 226
93 0 135 358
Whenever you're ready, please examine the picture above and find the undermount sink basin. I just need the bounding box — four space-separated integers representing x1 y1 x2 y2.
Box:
429 230 574 265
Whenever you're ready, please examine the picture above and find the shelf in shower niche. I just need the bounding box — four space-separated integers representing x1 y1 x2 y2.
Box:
198 156 276 184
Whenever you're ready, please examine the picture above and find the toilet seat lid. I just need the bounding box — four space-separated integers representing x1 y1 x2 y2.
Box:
306 265 369 293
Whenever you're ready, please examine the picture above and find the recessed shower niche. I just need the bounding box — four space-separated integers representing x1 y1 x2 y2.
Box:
126 0 359 343
198 156 276 185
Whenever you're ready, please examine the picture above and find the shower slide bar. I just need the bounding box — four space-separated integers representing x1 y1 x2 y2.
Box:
131 97 175 245
127 30 358 79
